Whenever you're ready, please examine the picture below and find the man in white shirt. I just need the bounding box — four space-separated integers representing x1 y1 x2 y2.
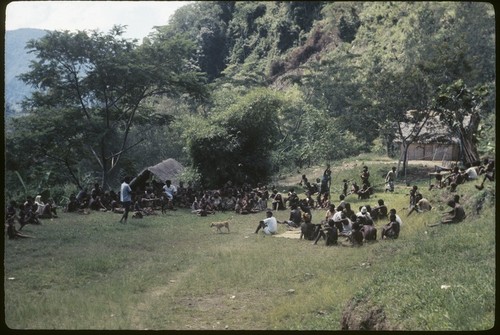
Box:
163 179 177 209
255 210 278 235
119 176 132 224
163 180 177 200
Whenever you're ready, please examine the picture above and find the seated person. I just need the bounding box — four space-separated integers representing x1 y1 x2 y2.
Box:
381 214 400 239
389 208 403 228
34 195 57 219
134 195 156 216
317 192 330 209
338 214 354 237
356 206 373 226
441 200 466 224
6 200 18 221
284 204 302 228
476 159 495 190
313 220 338 246
350 218 364 246
443 166 466 187
357 184 372 200
89 195 108 211
18 203 40 229
324 203 336 223
349 182 360 196
332 205 344 229
76 188 90 208
361 224 377 242
344 202 355 219
407 194 432 216
371 199 388 221
271 190 285 210
464 162 479 181
6 216 34 239
255 210 278 235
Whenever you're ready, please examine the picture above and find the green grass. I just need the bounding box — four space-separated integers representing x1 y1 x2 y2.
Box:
4 162 495 330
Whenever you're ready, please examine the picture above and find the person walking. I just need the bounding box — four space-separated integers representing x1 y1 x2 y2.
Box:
119 176 132 224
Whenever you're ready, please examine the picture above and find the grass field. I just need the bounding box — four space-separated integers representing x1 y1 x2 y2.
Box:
3 159 496 330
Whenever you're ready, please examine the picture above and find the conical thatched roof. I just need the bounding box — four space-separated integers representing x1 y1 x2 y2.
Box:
130 158 184 190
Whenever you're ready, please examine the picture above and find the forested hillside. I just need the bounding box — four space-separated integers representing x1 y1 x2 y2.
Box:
4 1 495 200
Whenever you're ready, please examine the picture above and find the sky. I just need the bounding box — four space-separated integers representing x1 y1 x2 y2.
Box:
5 1 193 40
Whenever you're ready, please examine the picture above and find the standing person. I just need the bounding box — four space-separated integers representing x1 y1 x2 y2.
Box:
360 166 370 187
320 164 332 197
385 166 397 192
119 176 132 224
255 210 278 235
342 179 349 197
163 180 177 209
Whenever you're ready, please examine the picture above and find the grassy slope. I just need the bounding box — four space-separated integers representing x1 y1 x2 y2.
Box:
3 158 495 330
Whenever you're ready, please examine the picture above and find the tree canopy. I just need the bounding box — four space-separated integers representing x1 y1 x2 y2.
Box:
5 1 495 198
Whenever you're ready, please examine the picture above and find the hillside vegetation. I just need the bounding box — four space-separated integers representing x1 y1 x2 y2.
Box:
5 1 495 197
4 160 495 330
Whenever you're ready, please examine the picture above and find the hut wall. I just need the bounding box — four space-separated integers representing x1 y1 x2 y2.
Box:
403 143 459 161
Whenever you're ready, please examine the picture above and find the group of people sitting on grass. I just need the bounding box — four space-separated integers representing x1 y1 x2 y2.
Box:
5 195 59 239
429 158 495 192
254 196 402 246
6 156 493 239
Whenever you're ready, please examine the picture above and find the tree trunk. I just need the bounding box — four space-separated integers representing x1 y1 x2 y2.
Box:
402 142 409 182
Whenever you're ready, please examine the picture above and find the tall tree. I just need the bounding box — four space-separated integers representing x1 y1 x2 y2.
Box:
433 80 491 164
18 26 206 189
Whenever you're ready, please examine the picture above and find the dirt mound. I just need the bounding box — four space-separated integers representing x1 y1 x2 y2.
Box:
341 297 391 330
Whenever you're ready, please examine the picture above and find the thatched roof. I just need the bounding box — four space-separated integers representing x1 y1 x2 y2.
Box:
396 115 460 144
130 158 184 190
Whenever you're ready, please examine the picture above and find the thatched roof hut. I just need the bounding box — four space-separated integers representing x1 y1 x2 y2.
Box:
395 116 460 161
130 158 184 190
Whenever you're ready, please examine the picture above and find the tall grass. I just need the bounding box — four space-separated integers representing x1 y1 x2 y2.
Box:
4 162 495 330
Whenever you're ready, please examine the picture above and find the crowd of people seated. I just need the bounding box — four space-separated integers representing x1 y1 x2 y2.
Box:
6 157 494 241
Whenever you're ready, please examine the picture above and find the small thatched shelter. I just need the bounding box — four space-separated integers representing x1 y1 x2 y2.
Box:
130 158 184 191
395 116 460 161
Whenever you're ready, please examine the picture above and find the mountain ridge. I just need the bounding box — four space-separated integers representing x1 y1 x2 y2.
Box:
5 28 48 115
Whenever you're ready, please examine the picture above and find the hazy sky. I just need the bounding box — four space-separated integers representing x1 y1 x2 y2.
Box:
5 1 193 40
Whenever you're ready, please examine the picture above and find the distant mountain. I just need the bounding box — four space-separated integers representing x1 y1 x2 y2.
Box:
5 28 48 116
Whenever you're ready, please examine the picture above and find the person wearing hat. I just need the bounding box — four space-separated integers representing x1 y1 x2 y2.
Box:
255 210 278 235
356 206 373 226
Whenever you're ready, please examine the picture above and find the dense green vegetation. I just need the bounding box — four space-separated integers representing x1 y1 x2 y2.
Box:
4 161 495 330
4 1 495 201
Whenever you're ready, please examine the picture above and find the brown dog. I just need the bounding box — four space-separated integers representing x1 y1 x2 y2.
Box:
210 221 230 233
